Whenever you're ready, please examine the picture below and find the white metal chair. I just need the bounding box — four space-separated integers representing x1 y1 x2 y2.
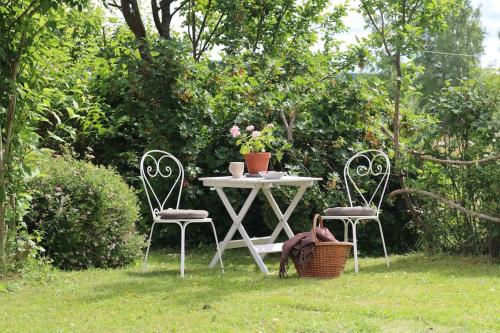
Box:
322 149 390 273
140 150 223 277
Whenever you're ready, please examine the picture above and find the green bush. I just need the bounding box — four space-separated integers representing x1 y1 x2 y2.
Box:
84 47 416 255
25 155 144 270
414 76 499 255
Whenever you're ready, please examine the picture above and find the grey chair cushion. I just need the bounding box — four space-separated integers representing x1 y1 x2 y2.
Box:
158 208 209 220
325 206 377 217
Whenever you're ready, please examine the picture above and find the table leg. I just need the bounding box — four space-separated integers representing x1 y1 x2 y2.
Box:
208 187 260 269
262 184 308 249
236 222 270 274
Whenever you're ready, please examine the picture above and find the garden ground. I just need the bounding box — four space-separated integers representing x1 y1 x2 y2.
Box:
1 251 499 333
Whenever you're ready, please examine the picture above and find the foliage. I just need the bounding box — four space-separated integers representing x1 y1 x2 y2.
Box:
155 50 415 254
359 0 456 234
412 75 500 255
215 0 335 56
1 251 499 332
29 7 109 149
112 0 337 61
0 0 90 272
24 155 144 270
2 0 494 266
59 5 416 252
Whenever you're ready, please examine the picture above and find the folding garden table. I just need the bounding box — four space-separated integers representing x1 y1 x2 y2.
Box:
199 175 322 274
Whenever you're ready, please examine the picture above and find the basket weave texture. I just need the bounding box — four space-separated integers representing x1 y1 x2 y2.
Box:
293 214 352 278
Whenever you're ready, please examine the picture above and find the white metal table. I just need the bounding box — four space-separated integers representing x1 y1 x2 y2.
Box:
199 175 322 274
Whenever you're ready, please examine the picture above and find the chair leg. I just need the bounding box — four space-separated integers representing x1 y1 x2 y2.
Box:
343 219 349 241
209 221 224 274
376 218 390 268
143 222 156 272
180 223 186 278
351 220 359 273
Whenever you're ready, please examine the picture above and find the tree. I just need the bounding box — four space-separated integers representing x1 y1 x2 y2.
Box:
0 0 87 269
360 0 499 240
109 0 334 62
359 0 453 229
215 0 330 56
416 0 484 100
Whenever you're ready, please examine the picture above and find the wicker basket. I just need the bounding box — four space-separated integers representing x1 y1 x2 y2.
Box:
293 214 352 278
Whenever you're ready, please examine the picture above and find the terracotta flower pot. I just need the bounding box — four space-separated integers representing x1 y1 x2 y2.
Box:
244 152 271 174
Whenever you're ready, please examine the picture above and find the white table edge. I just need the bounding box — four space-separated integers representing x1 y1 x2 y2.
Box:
198 176 323 186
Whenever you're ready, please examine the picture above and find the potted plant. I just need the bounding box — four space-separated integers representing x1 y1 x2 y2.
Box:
230 123 288 174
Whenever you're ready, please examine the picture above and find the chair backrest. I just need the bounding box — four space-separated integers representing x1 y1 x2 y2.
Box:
343 149 390 212
140 150 184 219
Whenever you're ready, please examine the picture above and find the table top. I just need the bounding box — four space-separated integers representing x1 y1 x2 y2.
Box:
199 175 322 188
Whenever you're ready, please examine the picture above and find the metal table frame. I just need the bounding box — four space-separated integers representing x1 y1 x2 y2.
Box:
199 176 321 274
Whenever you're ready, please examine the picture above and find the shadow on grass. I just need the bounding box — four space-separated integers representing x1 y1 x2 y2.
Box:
78 250 306 305
131 249 263 275
76 250 499 307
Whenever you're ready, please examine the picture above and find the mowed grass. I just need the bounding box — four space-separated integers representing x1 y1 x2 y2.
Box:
0 250 499 333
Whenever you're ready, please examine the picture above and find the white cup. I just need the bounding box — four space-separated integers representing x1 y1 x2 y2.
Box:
229 162 244 178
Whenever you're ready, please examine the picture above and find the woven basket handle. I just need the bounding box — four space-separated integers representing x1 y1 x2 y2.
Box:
311 214 324 244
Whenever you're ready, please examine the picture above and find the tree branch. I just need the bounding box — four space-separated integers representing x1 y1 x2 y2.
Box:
194 0 212 50
196 13 224 61
407 0 421 22
196 0 212 44
270 2 291 47
252 8 268 53
119 0 151 61
390 188 500 224
11 0 38 28
151 0 164 36
171 0 188 17
107 0 122 10
190 0 196 58
380 125 394 141
279 109 295 141
411 151 500 165
360 0 393 58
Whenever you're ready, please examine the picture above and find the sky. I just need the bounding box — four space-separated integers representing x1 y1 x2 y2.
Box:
470 0 500 67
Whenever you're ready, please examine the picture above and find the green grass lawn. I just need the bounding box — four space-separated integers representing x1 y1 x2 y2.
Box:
1 250 499 333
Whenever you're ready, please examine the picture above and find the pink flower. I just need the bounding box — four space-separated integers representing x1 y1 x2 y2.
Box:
266 123 274 128
246 125 255 132
251 130 261 138
230 125 241 137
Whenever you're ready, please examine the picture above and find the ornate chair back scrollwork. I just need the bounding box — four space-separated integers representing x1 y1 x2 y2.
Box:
322 149 391 273
344 149 391 213
140 150 184 220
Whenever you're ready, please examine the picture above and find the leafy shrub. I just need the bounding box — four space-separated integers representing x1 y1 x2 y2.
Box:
414 77 499 255
76 45 416 255
25 155 144 270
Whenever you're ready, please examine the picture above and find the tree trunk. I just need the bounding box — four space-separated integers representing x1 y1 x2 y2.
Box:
489 236 499 258
190 0 197 60
279 109 296 142
120 0 151 62
0 196 6 267
0 60 19 267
